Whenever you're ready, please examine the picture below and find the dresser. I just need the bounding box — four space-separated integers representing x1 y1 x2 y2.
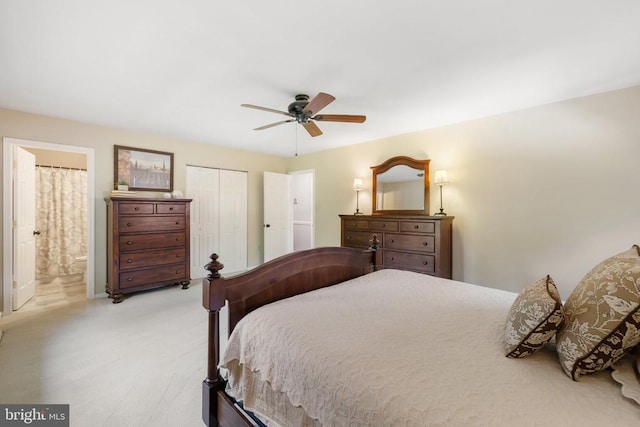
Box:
340 214 453 278
106 197 192 303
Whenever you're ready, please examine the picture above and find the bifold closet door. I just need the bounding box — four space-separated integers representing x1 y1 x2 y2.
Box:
187 166 219 279
187 166 248 278
219 169 247 273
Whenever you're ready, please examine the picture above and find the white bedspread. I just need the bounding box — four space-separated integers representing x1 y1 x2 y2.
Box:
221 269 640 426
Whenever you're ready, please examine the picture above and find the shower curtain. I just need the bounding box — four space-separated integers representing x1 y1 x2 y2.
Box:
35 166 88 278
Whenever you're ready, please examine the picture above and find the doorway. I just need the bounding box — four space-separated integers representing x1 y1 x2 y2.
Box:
291 170 314 252
263 170 314 263
2 138 96 316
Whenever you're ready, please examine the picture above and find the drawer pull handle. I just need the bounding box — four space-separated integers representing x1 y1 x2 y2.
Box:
127 259 133 263
176 237 181 241
415 225 420 229
176 221 180 225
134 207 139 211
176 270 182 274
126 223 132 227
127 241 133 245
390 239 394 243
423 242 429 246
347 236 351 240
176 254 181 257
381 224 386 228
169 207 174 211
423 261 428 265
127 277 133 281
390 257 394 261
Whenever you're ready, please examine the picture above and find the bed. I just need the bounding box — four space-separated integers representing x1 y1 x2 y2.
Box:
201 246 640 426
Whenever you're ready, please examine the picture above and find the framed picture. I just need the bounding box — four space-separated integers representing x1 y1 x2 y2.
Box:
114 145 174 192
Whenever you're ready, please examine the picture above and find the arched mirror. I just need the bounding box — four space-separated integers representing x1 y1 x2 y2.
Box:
371 156 430 215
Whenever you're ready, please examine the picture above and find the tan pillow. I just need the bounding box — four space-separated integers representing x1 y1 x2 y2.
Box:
504 275 564 358
556 245 640 380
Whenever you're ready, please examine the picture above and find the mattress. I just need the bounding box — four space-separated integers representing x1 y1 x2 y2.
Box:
220 269 639 426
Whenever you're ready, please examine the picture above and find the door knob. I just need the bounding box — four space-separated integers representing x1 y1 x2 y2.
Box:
264 224 271 228
33 230 41 236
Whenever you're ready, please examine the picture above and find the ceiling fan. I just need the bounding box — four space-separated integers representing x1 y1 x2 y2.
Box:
241 92 366 137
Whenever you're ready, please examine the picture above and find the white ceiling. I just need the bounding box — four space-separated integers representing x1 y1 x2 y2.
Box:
1 1 639 157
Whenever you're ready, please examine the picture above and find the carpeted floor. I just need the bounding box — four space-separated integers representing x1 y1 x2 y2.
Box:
0 281 207 427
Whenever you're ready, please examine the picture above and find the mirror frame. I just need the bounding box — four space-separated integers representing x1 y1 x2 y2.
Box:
371 156 430 215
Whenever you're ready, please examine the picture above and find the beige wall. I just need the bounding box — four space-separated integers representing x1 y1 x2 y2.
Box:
0 108 287 304
288 86 640 298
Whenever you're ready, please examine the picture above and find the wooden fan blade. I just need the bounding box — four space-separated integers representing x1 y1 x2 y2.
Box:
302 121 323 137
241 104 294 117
313 114 366 123
302 92 335 116
254 119 294 130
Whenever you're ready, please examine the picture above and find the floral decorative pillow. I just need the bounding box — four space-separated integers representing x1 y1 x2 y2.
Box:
504 275 564 358
556 245 640 380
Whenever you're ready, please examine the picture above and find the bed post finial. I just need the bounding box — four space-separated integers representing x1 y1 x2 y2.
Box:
369 234 381 271
369 234 379 250
205 253 224 279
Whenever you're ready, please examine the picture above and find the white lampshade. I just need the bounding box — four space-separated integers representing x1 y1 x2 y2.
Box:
434 170 449 185
353 178 363 191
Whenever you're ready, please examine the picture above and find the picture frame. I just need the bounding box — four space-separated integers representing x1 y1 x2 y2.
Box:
114 145 174 192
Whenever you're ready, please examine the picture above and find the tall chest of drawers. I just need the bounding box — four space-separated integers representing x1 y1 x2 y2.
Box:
106 197 192 303
340 214 454 278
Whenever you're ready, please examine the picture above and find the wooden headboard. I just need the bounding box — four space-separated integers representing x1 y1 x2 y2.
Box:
201 244 378 426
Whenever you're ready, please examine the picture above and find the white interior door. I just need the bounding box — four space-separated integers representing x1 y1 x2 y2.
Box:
263 171 293 262
13 146 37 310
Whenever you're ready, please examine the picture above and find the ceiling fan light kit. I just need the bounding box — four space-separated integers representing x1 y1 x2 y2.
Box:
241 92 366 137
